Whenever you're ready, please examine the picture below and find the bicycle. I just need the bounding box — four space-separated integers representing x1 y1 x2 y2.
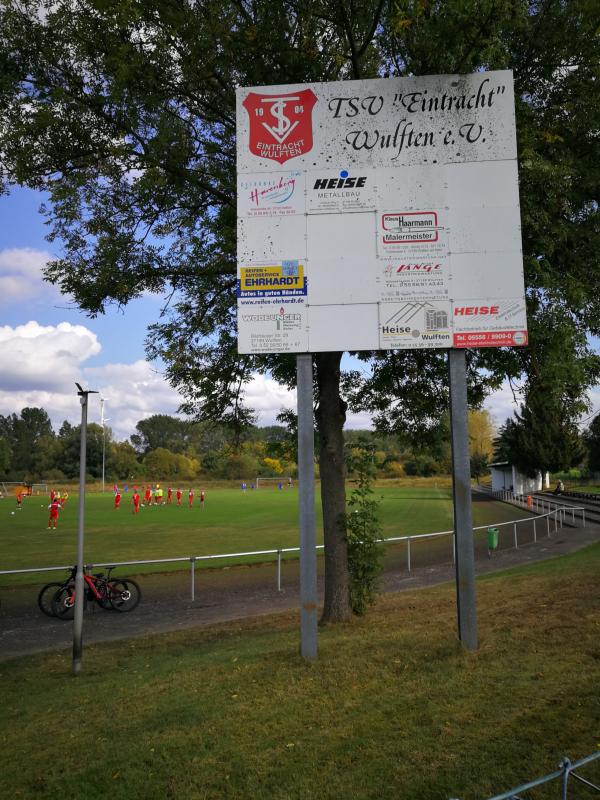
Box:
48 568 141 619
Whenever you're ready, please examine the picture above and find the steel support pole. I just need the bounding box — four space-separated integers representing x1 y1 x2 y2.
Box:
448 349 477 651
296 354 318 661
73 392 89 675
190 557 196 602
277 549 282 592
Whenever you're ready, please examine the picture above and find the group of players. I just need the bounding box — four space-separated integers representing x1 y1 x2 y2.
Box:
113 484 206 514
41 484 207 530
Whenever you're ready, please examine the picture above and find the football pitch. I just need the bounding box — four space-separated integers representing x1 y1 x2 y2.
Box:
0 485 525 583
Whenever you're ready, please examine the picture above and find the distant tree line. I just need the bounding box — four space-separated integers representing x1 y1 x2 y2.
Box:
0 407 506 484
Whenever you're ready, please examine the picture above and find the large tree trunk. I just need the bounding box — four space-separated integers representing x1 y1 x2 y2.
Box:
315 351 351 623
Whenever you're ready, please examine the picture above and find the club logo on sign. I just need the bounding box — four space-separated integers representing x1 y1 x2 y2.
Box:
243 89 317 164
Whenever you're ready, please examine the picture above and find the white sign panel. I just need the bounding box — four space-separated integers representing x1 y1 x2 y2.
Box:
236 71 527 354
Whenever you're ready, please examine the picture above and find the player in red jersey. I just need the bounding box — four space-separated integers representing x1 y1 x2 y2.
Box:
144 486 152 506
114 490 121 509
176 488 182 506
188 488 194 508
16 492 23 510
200 490 205 509
132 489 140 514
167 487 173 504
47 499 61 530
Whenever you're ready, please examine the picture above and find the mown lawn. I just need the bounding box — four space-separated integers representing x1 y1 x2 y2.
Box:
1 486 528 583
1 543 598 800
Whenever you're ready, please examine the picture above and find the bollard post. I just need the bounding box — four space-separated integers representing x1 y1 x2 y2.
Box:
452 534 456 565
533 518 537 543
513 523 518 549
407 537 411 572
547 515 550 537
190 557 196 602
554 512 558 533
277 549 282 592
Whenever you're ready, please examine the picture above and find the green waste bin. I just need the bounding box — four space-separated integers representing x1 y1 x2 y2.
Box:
487 527 499 552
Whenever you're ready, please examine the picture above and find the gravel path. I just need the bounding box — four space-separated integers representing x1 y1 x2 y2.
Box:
1 507 598 660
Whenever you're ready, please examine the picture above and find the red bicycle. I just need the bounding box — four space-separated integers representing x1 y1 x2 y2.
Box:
51 567 141 619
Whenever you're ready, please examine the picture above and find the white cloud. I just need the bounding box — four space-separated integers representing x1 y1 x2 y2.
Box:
0 247 57 305
1 322 594 443
0 321 101 392
484 379 600 433
245 374 295 425
483 381 521 428
244 373 373 429
83 360 183 438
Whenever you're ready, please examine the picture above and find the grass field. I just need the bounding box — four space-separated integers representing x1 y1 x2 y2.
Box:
0 486 530 583
1 543 598 799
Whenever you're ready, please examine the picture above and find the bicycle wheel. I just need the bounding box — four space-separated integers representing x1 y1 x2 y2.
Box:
51 586 75 619
108 579 141 612
37 582 65 617
51 586 87 619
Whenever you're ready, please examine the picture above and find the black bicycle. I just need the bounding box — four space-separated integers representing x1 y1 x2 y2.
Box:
38 567 141 617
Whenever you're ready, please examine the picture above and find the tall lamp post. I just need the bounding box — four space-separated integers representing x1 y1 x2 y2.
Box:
73 382 98 676
100 397 110 494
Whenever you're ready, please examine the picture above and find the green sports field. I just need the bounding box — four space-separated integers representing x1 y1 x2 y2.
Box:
0 485 528 583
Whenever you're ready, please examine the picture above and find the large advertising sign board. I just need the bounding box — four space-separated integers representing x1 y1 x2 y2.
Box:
236 71 527 354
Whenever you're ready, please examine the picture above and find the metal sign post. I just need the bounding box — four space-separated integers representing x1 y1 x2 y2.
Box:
448 349 478 650
73 383 97 675
296 354 318 660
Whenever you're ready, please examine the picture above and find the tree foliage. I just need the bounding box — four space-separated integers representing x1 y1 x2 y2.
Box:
584 415 600 473
494 392 585 476
344 441 384 616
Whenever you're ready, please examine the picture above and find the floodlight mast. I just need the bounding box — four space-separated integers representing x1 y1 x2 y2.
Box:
73 383 99 676
100 397 110 495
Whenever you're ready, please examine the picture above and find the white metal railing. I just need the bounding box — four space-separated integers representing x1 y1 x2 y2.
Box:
491 489 587 527
0 502 585 601
453 751 600 800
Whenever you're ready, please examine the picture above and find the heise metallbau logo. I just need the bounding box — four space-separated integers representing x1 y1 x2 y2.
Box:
312 169 367 190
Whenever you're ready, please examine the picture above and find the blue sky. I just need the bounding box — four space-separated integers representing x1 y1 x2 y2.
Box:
0 187 313 439
1 184 568 442
0 186 161 366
